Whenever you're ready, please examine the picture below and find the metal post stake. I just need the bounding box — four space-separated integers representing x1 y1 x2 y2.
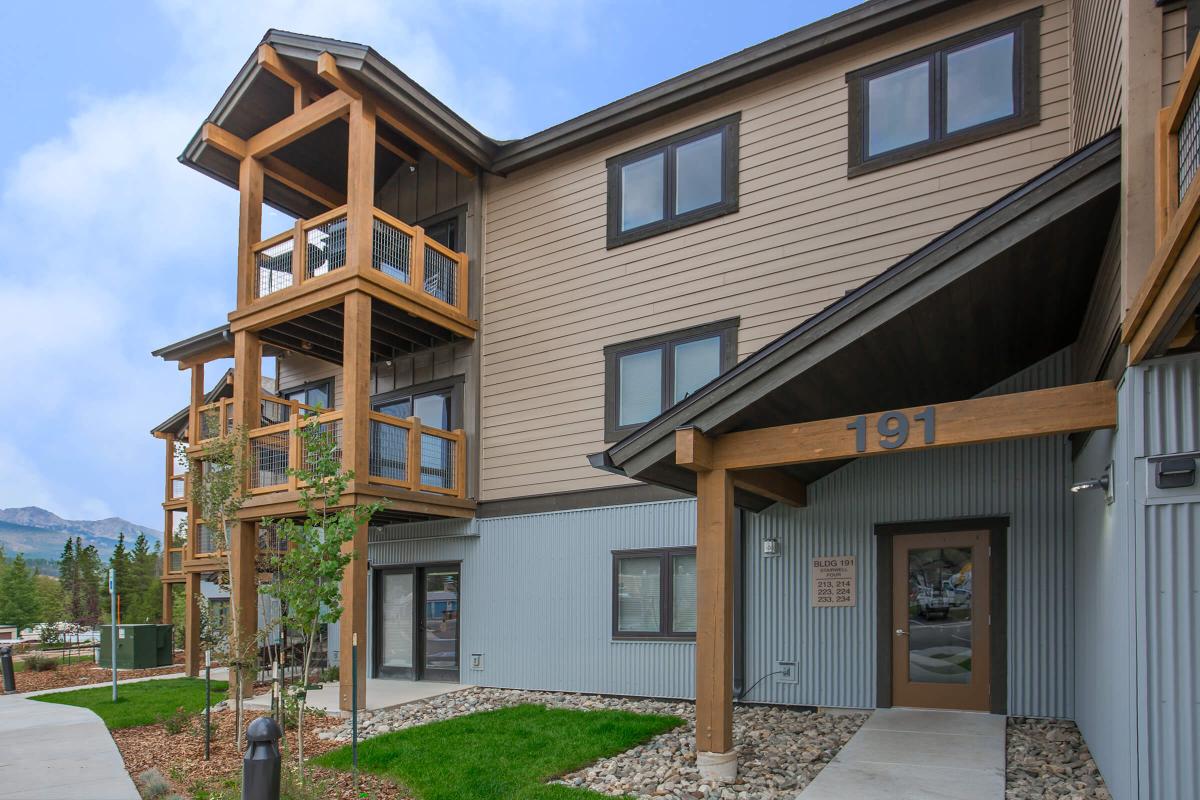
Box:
352 632 359 786
108 568 117 702
205 649 212 761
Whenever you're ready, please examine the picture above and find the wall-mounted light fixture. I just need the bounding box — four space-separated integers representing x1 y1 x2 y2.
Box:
1071 465 1112 503
762 538 780 557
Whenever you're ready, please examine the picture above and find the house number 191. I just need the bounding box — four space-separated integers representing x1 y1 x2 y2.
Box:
846 407 936 452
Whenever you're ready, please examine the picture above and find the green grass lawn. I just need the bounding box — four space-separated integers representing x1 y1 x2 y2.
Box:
315 703 683 800
31 677 226 730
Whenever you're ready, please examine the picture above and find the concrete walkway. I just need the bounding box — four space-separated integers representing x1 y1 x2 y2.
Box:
0 693 138 800
799 708 1006 800
245 677 469 716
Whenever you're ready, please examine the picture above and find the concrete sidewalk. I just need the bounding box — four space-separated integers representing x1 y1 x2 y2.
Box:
0 693 138 800
244 677 469 716
799 708 1006 800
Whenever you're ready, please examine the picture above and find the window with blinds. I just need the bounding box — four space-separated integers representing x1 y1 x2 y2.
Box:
612 547 697 640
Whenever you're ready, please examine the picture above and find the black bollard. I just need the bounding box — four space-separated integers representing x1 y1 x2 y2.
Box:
0 646 15 693
242 716 283 800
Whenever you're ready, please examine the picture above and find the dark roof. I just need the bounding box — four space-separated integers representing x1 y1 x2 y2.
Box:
594 130 1123 501
181 0 970 193
152 324 232 363
151 369 234 437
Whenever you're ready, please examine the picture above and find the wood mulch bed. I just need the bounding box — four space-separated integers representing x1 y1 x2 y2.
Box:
114 705 407 799
11 659 186 693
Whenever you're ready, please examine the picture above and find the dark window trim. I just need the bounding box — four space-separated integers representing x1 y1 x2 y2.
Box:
280 377 335 410
606 113 741 248
415 204 468 251
873 517 1008 715
847 8 1042 177
611 546 698 641
371 374 465 430
603 318 739 442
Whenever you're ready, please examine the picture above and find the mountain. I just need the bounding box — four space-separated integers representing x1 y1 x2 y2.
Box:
0 507 161 564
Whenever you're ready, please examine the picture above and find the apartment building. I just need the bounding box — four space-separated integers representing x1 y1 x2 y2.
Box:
151 1 1200 795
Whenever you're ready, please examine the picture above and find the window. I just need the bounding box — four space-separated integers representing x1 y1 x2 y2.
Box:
612 548 697 640
603 319 738 442
372 378 463 489
846 9 1041 176
281 378 333 412
606 114 740 248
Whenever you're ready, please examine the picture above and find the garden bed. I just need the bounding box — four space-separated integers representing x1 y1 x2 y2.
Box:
11 658 184 693
1006 717 1111 799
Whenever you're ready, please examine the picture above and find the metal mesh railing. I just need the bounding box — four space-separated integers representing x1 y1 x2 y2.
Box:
373 216 412 282
199 406 222 441
369 418 409 482
302 418 343 471
419 432 456 490
305 214 348 279
1181 90 1200 203
260 397 291 427
255 238 295 298
250 430 290 489
424 247 457 306
196 523 220 555
170 476 186 500
169 551 183 572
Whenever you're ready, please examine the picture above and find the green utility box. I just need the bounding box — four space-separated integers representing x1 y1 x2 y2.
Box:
97 624 174 669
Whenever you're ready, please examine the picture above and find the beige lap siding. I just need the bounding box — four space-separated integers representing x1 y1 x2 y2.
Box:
1069 0 1122 148
479 0 1073 501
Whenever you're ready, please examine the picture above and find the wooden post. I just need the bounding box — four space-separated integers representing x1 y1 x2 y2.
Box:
189 365 205 444
184 571 201 677
342 293 372 487
347 98 376 273
237 156 265 307
162 582 173 625
407 416 422 490
694 468 737 782
230 521 258 699
339 521 368 712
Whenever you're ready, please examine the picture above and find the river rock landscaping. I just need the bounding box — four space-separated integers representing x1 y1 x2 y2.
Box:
1006 717 1111 799
322 686 867 799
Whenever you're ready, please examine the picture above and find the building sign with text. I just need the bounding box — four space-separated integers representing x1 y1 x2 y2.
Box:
811 556 856 607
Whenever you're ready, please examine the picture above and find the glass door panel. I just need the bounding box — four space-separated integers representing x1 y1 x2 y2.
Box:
422 568 459 681
377 570 415 678
906 547 973 684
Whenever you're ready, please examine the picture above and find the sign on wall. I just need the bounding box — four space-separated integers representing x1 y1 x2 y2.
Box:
811 556 856 607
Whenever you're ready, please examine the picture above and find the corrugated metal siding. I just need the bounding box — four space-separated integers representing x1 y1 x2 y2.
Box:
368 501 697 699
741 351 1074 716
1131 352 1200 800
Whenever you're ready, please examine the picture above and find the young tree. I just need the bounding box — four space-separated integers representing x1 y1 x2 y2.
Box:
263 415 382 776
190 426 257 751
58 539 78 618
76 543 104 629
0 554 41 635
34 575 65 624
108 533 130 621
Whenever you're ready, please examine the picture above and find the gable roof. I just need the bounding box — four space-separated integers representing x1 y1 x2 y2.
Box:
593 130 1123 499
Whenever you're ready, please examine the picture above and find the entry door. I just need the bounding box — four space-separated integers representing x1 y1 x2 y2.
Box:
375 564 460 681
892 531 990 711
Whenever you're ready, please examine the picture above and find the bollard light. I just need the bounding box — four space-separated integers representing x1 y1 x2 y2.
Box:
242 716 283 800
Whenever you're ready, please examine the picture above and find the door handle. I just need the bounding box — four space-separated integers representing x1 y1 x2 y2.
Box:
894 629 908 637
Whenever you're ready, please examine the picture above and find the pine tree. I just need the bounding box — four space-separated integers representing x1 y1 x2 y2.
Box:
76 543 103 628
0 554 41 634
58 539 78 620
109 533 130 623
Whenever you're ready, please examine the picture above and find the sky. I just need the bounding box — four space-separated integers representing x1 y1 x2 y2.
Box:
0 0 859 530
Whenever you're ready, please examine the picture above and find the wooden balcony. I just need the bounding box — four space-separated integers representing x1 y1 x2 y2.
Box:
241 205 472 337
1127 43 1200 362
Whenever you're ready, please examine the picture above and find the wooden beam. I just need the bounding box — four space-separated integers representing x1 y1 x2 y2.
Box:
732 469 807 508
229 521 257 699
202 123 246 159
256 44 327 112
687 382 1117 471
261 155 345 208
317 52 474 178
675 426 713 470
246 89 352 158
342 292 372 486
338 521 368 711
375 129 418 164
694 468 735 759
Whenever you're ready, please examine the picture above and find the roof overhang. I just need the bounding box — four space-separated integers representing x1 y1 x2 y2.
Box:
150 368 234 437
152 324 234 365
596 130 1122 505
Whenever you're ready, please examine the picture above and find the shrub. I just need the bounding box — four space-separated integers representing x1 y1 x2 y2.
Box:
22 654 58 672
156 706 197 735
136 768 171 800
319 665 339 683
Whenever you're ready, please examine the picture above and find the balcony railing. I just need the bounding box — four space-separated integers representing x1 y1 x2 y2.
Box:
244 410 465 498
250 204 469 318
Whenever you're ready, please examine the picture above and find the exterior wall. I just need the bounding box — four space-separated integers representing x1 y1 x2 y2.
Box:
1073 424 1136 800
1129 353 1200 800
277 353 344 408
367 501 698 698
368 351 1075 718
742 350 1074 717
478 0 1073 502
1162 5 1189 106
1073 218 1122 383
1070 0 1123 148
